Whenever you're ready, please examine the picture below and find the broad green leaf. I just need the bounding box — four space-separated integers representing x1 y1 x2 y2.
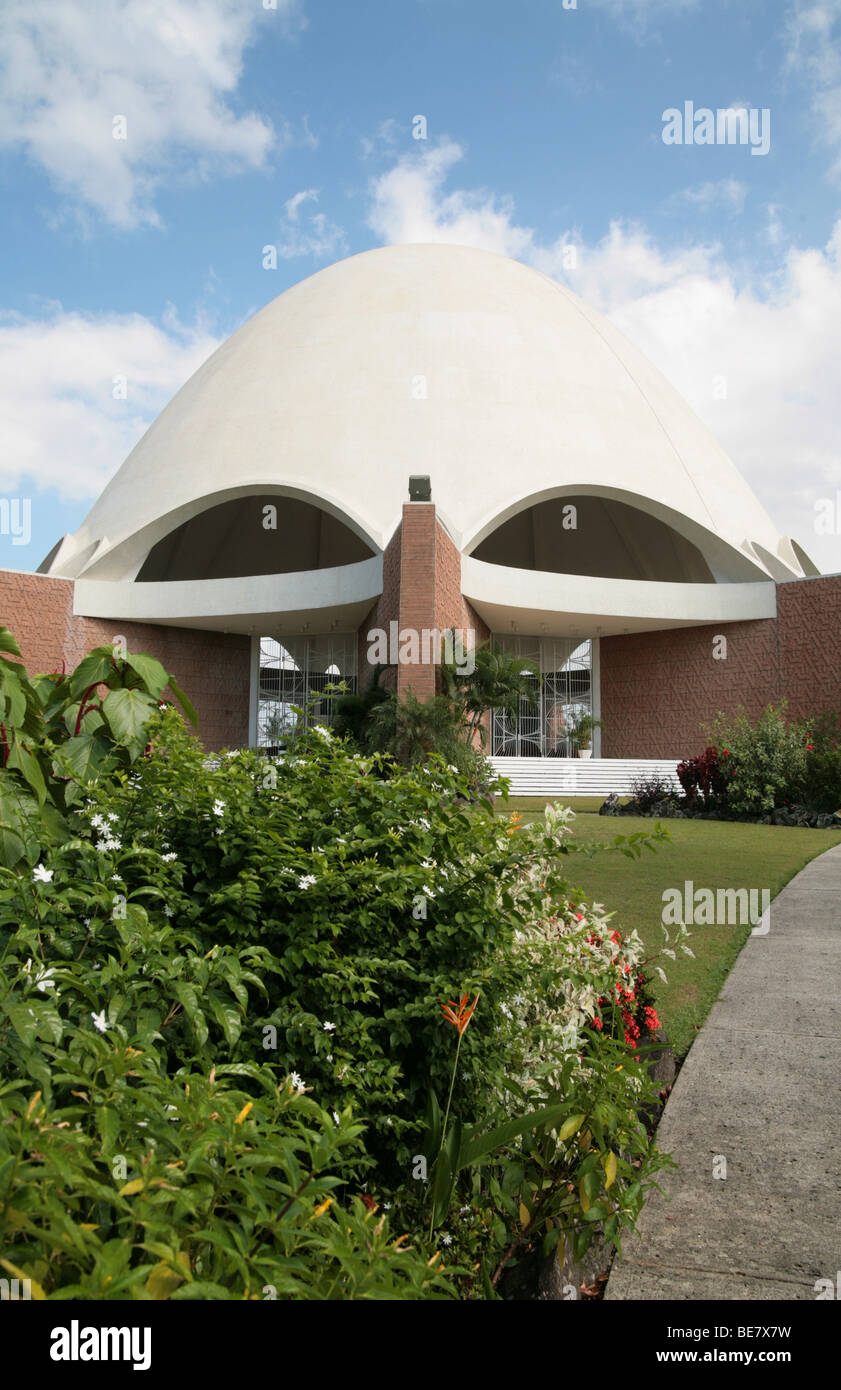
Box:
7 738 47 807
145 1253 190 1300
102 687 157 758
174 982 209 1047
458 1102 570 1170
0 628 22 658
604 1151 618 1189
166 676 197 728
126 653 169 699
56 733 113 786
558 1113 586 1144
69 649 116 698
118 1179 145 1196
210 997 241 1048
2 1000 38 1048
0 668 27 726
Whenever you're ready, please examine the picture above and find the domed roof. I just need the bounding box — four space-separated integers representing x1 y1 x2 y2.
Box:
49 243 806 583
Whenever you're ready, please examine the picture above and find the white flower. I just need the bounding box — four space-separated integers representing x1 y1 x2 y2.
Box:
298 874 316 890
32 864 53 883
441 1233 453 1246
161 852 177 862
212 800 225 817
323 1021 336 1032
289 1071 305 1093
107 812 118 824
332 1111 341 1126
36 967 57 993
164 907 174 918
448 765 459 774
383 1202 392 1210
326 1053 333 1062
311 724 333 740
90 813 106 830
91 1010 108 1033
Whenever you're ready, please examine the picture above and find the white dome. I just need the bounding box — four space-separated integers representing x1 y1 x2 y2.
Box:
50 243 805 586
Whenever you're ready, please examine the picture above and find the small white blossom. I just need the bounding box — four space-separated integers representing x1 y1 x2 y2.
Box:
323 1021 336 1032
212 800 226 817
161 852 178 862
164 907 173 918
91 1010 108 1033
32 864 53 883
332 1110 340 1126
441 1233 453 1246
298 874 317 890
289 1071 305 1093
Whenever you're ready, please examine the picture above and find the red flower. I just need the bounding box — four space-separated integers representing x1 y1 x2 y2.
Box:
441 992 480 1035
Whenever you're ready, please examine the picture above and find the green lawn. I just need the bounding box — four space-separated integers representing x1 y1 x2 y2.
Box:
502 798 841 1058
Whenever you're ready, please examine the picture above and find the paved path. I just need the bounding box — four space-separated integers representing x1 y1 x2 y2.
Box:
606 842 841 1301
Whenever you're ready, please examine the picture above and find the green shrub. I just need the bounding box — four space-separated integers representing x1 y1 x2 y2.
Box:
0 626 195 870
706 702 811 816
0 866 453 1299
0 632 676 1298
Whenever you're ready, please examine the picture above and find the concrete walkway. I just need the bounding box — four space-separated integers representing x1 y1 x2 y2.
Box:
606 842 841 1301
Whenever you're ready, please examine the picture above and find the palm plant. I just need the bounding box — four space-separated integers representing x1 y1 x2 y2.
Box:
441 639 540 747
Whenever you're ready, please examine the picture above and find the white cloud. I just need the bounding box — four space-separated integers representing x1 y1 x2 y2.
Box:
0 308 220 499
366 140 539 258
366 141 841 574
275 189 346 260
0 0 303 228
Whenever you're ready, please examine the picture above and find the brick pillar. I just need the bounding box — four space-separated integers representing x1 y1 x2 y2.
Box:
397 502 437 699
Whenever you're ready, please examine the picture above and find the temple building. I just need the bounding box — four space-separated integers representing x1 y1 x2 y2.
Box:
3 244 839 788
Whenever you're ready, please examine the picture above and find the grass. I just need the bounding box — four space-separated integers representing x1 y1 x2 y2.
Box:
502 797 841 1058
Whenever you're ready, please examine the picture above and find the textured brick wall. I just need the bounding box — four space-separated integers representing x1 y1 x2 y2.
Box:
0 568 250 750
397 504 437 699
777 576 841 721
356 509 490 705
600 574 841 757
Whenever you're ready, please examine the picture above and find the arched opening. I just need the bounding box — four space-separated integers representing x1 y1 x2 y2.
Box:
471 495 714 583
137 495 375 582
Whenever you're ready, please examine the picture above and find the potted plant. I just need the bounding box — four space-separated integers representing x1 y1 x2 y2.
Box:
570 713 603 759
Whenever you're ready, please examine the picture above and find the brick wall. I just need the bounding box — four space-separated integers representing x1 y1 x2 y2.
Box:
600 574 841 757
397 503 437 698
776 575 841 722
0 568 250 750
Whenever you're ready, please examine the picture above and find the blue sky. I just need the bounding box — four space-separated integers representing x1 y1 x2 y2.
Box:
2 0 841 572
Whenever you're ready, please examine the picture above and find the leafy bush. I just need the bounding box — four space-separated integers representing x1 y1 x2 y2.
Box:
0 847 453 1298
676 746 727 808
629 773 677 812
796 713 841 813
0 627 195 870
0 631 677 1298
706 702 811 816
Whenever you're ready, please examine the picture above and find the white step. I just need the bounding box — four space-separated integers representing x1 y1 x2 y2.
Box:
488 757 681 797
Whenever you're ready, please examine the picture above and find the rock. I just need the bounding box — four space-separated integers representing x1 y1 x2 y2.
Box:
599 793 622 816
646 1028 677 1088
